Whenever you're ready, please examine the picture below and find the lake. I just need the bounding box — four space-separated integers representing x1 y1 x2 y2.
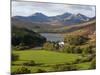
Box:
40 33 64 42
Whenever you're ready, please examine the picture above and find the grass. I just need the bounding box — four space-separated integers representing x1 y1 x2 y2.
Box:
12 50 80 64
76 62 91 70
11 49 92 73
11 65 53 73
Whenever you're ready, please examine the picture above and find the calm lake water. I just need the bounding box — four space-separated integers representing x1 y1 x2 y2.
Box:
40 33 64 42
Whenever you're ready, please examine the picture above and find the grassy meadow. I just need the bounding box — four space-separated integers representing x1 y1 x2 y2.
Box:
11 49 93 74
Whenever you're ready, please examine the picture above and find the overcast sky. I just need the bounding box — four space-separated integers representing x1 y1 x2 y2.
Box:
12 1 96 17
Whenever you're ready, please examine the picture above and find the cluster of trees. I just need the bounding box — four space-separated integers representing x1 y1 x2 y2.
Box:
12 26 46 50
52 56 96 72
63 45 82 53
63 45 95 55
43 41 64 51
43 42 95 55
64 34 88 45
43 42 54 50
63 34 96 55
42 34 96 70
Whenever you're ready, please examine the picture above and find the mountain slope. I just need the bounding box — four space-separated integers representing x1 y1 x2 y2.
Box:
12 12 92 26
12 26 46 49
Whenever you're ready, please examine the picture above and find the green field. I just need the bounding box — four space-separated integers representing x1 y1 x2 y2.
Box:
11 50 91 73
12 50 80 64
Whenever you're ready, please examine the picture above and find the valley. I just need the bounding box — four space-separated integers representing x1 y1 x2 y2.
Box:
11 11 96 74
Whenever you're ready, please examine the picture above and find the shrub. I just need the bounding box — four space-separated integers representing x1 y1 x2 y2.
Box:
63 45 82 54
36 69 46 73
43 42 54 50
82 45 94 56
23 60 36 66
73 58 82 64
79 56 93 63
11 53 19 61
63 45 74 53
12 66 31 74
53 64 78 71
64 34 88 45
72 46 82 54
60 65 78 71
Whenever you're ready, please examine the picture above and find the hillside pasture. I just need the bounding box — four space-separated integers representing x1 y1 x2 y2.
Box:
12 50 91 73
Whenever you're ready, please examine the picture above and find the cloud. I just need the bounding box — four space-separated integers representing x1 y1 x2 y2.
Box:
12 1 96 17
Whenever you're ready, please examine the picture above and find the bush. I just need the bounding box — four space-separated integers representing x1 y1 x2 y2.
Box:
36 69 46 73
43 42 54 50
12 66 31 74
72 46 82 54
23 60 36 66
63 45 74 53
53 64 78 71
73 58 82 64
79 56 93 63
82 45 94 56
11 53 19 61
64 34 88 45
63 45 82 54
60 65 78 71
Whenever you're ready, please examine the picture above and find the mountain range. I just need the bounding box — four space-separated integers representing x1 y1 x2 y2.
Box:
12 12 95 26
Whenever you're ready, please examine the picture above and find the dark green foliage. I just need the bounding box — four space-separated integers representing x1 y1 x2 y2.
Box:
12 26 46 49
72 46 82 53
23 60 36 66
64 34 88 45
36 69 46 73
53 64 78 71
63 45 75 53
12 66 31 74
14 46 30 50
43 42 54 50
63 45 82 54
82 45 95 56
79 56 93 63
11 53 19 61
73 58 82 64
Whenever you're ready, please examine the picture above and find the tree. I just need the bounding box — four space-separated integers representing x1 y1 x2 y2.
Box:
63 45 82 54
64 34 88 45
43 42 54 50
12 26 46 49
82 45 93 56
63 45 74 53
72 46 82 53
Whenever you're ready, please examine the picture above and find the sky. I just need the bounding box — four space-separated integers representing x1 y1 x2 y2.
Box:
12 1 96 17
